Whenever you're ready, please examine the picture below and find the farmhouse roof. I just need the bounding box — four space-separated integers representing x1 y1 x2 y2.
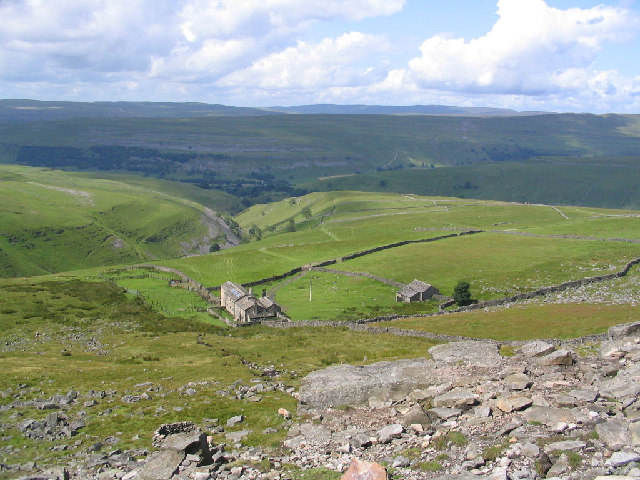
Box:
258 297 275 308
222 281 248 300
398 279 433 298
236 296 256 311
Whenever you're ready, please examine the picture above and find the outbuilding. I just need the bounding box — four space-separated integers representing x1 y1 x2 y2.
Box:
396 279 439 303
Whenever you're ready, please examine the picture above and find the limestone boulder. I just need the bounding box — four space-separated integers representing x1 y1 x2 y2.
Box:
520 341 555 358
503 373 532 390
597 363 640 402
608 321 640 338
136 450 184 480
596 419 631 451
537 349 574 366
433 387 477 410
495 395 532 413
341 458 387 480
377 424 403 444
522 406 576 426
428 341 502 367
298 358 438 410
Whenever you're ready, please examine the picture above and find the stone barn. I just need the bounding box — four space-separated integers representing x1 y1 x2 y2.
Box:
220 281 282 323
396 279 439 303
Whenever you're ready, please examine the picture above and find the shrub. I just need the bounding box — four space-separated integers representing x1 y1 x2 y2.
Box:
453 280 473 306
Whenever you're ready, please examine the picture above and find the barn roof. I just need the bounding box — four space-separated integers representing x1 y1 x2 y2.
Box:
257 297 275 308
398 279 433 298
236 296 257 311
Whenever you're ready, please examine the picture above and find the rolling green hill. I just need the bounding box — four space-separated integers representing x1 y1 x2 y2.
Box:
2 188 639 474
158 191 640 322
0 165 238 277
2 113 640 198
304 157 640 210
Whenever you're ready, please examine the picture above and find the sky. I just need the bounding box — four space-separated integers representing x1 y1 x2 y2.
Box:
1 0 639 113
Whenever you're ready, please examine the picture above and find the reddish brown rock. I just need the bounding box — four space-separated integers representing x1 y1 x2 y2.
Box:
341 458 387 480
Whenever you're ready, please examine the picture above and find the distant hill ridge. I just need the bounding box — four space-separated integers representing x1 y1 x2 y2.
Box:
266 103 550 116
0 99 549 123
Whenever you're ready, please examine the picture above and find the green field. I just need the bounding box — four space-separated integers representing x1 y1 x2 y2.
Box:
2 180 640 476
0 277 437 470
305 158 640 210
0 165 236 277
2 113 640 206
373 303 640 341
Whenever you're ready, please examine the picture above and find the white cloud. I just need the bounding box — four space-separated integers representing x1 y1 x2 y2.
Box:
404 0 637 95
219 32 390 90
0 0 404 84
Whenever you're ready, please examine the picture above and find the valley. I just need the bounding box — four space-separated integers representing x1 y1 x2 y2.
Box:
1 107 639 480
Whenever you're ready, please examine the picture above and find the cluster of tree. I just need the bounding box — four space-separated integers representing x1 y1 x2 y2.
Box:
15 145 230 173
453 281 475 306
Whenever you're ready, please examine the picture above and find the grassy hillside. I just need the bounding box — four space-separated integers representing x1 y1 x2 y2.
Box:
304 157 640 210
157 191 640 321
2 113 640 186
2 189 640 475
0 276 437 475
0 165 237 277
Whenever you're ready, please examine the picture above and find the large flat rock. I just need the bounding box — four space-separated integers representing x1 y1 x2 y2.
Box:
597 363 640 402
428 341 502 367
298 358 438 411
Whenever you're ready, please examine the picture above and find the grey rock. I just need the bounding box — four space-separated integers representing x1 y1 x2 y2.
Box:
598 363 640 402
474 406 492 418
608 321 640 337
495 395 532 413
568 389 598 403
428 407 463 420
392 455 411 468
429 341 502 367
607 451 640 467
296 423 332 447
631 422 640 446
600 339 636 358
402 405 432 427
547 453 572 477
352 433 372 449
226 415 244 427
160 431 202 452
503 373 532 390
520 341 555 358
538 349 574 366
522 406 576 426
225 430 251 443
433 388 477 410
596 419 631 451
377 424 403 444
298 358 438 410
520 443 540 457
543 440 586 453
137 449 184 480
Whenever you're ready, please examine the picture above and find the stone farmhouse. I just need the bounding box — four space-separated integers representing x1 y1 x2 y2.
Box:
396 279 440 303
220 281 282 323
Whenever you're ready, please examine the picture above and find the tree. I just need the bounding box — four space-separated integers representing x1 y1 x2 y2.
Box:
453 281 473 306
285 218 296 232
301 206 312 219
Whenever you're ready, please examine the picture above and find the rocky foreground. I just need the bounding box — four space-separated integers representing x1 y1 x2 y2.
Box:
9 322 640 480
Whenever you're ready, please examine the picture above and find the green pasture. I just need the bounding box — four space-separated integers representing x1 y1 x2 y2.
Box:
334 233 639 299
0 165 219 277
267 272 440 321
103 269 226 328
76 171 244 215
0 277 437 470
373 303 640 341
305 158 640 210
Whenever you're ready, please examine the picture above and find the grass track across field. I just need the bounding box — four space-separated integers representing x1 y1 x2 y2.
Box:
372 303 640 341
